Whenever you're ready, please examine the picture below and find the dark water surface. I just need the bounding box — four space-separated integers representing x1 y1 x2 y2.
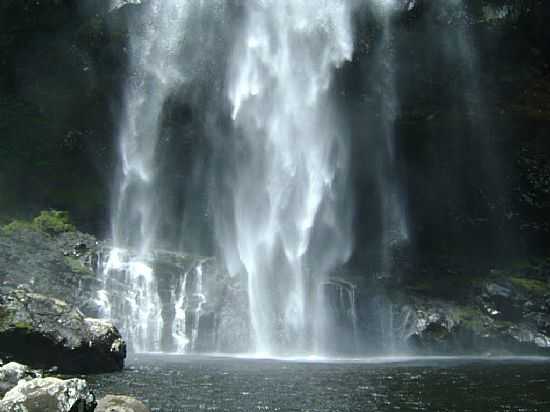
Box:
88 355 550 411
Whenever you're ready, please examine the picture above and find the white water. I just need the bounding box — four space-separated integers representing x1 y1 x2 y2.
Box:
105 0 195 353
112 0 192 252
172 259 207 353
97 248 163 353
103 0 410 356
222 0 356 355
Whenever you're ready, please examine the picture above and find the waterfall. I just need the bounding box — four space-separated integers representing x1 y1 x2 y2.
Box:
172 259 207 353
112 0 192 252
320 278 360 354
377 9 409 273
97 248 163 353
105 0 194 353
220 0 355 355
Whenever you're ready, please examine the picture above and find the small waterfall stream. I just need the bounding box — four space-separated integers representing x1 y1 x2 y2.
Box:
172 259 207 353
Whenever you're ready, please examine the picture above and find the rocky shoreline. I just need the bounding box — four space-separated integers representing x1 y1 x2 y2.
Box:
0 212 152 410
0 359 149 412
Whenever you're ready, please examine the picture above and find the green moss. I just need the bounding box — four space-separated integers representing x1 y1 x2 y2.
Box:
32 210 75 234
2 210 75 235
509 277 549 296
2 219 35 234
455 305 485 330
12 321 33 330
64 256 94 278
405 274 484 298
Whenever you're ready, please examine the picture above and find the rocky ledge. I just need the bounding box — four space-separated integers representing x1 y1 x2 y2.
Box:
393 264 550 355
0 288 126 373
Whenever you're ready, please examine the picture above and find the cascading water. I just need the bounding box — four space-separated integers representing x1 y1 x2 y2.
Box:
221 0 356 355
374 3 409 273
112 0 191 253
172 259 207 353
104 0 193 353
97 248 163 353
98 0 434 356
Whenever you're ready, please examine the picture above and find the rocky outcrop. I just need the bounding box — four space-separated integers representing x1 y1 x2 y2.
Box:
0 226 103 317
0 362 40 397
0 289 125 373
98 247 250 353
0 220 250 355
397 272 550 355
0 377 96 412
96 395 150 412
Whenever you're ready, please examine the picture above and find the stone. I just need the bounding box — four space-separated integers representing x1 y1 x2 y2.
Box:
0 362 40 397
0 377 96 412
96 395 150 412
0 289 126 373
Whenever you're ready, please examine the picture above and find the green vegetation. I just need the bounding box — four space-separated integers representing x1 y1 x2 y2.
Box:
33 210 75 234
2 210 75 235
404 274 484 299
509 277 549 296
13 321 33 330
64 256 95 278
2 219 35 234
455 305 485 330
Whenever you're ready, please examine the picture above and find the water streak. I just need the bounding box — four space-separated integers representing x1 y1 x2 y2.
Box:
222 0 355 354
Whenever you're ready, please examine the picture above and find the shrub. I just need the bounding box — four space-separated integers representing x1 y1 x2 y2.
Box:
32 210 75 234
2 210 75 235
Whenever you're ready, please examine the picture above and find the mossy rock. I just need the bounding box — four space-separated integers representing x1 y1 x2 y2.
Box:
12 322 33 331
509 277 549 296
2 210 75 236
1 220 34 234
455 305 485 330
63 256 95 279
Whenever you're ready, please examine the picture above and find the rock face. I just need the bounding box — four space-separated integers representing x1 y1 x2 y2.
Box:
0 223 250 355
396 274 550 355
0 227 103 317
97 248 250 353
95 395 150 412
0 362 40 397
0 377 96 412
0 289 125 373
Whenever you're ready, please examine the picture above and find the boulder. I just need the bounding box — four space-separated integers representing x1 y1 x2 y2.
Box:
0 227 103 317
402 289 550 355
0 377 95 412
0 288 126 373
96 395 150 412
0 362 40 397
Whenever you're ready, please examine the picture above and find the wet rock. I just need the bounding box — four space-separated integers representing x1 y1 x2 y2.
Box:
96 395 150 412
0 227 102 317
100 248 250 353
0 377 96 412
402 287 550 355
0 362 40 397
0 289 126 373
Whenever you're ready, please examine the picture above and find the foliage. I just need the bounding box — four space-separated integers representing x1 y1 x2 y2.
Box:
2 210 75 235
2 219 35 234
32 210 75 234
